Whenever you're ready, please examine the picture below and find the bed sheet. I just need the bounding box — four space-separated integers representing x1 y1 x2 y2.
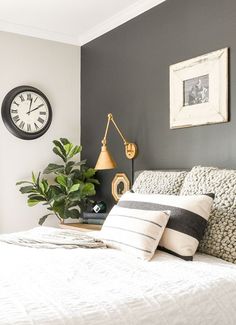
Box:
0 227 236 325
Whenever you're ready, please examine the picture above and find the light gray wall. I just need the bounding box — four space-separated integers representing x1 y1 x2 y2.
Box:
0 32 80 233
81 0 236 208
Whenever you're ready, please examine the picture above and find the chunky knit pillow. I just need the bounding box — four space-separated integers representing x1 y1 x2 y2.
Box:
180 166 236 263
133 170 188 195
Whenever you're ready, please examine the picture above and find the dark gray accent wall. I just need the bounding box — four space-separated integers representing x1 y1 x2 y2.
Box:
81 0 236 207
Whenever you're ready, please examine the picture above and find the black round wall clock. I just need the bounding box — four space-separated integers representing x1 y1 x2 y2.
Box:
1 85 52 140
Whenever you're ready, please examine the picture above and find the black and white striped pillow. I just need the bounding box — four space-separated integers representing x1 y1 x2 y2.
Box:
100 205 170 260
118 192 214 260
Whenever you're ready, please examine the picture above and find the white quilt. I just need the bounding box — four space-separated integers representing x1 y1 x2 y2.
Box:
0 227 236 325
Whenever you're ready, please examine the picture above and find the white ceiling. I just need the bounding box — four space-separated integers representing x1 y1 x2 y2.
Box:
0 0 165 46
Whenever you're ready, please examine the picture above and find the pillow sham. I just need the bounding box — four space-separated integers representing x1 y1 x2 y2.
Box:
100 205 170 261
180 166 236 264
132 170 188 195
118 192 214 260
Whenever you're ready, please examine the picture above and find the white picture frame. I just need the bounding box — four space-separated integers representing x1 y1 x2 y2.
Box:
169 48 228 129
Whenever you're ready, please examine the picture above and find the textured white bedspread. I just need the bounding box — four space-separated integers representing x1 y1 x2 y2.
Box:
0 227 236 325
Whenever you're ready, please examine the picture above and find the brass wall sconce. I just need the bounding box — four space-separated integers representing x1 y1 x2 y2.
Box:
95 113 138 170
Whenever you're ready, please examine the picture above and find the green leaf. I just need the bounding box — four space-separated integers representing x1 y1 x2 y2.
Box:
65 161 75 174
47 185 63 201
84 168 96 179
64 143 73 156
39 214 52 226
53 147 66 163
42 179 49 192
67 202 79 209
16 180 33 186
73 159 87 167
36 172 41 186
68 191 81 202
68 145 82 158
32 172 36 183
55 175 68 188
48 185 63 195
69 183 80 193
28 198 41 207
80 183 96 197
70 169 82 181
60 138 70 145
66 176 73 189
53 140 67 157
54 193 67 202
53 201 65 219
28 194 46 201
39 181 45 194
43 163 64 174
64 208 81 219
86 178 100 185
37 179 48 195
19 186 35 194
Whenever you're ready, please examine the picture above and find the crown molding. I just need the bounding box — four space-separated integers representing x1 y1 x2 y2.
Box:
0 0 166 46
0 19 79 46
78 0 166 45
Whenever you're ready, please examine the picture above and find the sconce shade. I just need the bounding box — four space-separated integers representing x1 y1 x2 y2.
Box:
95 145 117 170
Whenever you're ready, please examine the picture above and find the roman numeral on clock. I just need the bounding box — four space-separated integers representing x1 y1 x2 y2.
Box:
13 101 19 107
27 93 32 101
27 124 31 132
38 117 44 124
34 123 39 130
19 121 25 130
11 109 18 114
40 111 46 115
12 115 20 123
19 95 25 102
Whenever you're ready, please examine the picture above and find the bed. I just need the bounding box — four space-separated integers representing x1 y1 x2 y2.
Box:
1 167 236 324
0 227 236 325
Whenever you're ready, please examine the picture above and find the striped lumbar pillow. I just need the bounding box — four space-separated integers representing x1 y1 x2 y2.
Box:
118 192 214 261
100 205 170 261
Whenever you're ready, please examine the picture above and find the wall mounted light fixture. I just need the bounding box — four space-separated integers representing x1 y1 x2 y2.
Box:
95 113 138 171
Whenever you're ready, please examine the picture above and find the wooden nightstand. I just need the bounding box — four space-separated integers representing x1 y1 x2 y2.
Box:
59 223 102 232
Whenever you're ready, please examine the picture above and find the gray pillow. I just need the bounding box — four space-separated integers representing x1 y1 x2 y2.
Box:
133 170 188 195
180 166 236 264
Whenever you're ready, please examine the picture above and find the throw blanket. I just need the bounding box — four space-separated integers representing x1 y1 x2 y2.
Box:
0 227 106 249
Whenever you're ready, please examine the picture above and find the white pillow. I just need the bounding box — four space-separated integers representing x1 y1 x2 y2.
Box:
100 205 170 261
118 192 214 260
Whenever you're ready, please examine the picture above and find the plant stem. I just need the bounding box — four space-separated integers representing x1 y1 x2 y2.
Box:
48 201 62 222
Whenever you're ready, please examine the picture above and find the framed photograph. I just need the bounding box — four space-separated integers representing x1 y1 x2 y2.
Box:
111 173 130 202
170 48 228 129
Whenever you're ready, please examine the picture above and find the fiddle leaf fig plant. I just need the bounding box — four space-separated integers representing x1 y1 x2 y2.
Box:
17 138 99 225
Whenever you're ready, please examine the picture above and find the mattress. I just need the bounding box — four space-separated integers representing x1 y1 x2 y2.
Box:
0 227 236 325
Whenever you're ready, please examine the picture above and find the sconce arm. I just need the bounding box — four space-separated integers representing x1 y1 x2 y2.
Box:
101 113 138 159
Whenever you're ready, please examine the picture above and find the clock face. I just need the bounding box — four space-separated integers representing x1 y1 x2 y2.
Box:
1 86 52 140
10 91 49 134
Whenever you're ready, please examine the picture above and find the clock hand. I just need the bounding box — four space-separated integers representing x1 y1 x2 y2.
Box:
27 98 33 114
27 104 44 115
